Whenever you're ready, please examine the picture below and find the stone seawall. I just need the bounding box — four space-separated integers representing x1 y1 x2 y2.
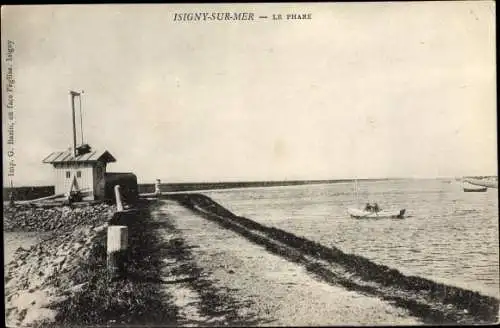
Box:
4 200 179 327
4 203 114 327
3 203 113 232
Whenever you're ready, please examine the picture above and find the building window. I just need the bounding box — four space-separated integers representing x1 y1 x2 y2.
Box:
66 171 71 179
77 171 82 178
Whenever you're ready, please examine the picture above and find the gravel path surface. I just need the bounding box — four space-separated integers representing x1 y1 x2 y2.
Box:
153 199 421 326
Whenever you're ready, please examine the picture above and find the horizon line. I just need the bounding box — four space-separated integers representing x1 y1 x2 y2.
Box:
3 175 498 188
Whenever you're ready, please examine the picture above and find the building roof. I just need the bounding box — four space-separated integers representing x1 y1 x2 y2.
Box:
42 149 117 164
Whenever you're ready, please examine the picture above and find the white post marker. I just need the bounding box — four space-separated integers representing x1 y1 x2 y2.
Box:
155 179 161 196
107 225 128 279
114 185 124 212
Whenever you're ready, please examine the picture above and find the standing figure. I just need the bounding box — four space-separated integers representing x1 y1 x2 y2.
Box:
155 179 161 196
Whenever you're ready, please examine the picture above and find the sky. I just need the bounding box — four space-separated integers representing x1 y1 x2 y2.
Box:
1 2 497 186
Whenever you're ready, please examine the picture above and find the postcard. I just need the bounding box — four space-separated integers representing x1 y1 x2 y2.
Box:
2 2 498 327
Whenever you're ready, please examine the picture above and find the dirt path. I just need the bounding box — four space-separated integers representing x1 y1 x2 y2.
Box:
152 199 420 326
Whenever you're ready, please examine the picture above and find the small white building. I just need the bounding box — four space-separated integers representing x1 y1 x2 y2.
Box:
42 147 116 200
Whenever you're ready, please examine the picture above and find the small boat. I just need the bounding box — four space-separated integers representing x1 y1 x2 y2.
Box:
462 180 489 192
347 179 406 219
463 187 487 192
348 208 406 219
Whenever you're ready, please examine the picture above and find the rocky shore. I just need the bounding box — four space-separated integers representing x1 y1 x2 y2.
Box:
3 203 113 232
4 200 180 327
4 203 114 327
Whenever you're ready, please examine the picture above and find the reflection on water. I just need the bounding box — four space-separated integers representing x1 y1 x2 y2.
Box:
204 179 499 298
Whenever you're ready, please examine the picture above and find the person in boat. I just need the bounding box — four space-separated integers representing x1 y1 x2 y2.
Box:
373 203 380 212
364 203 373 212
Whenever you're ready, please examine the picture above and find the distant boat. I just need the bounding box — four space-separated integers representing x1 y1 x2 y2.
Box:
463 186 488 192
347 179 406 219
462 180 489 192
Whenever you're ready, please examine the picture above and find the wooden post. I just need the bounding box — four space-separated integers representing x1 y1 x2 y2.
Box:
107 225 128 280
115 185 124 212
155 179 161 196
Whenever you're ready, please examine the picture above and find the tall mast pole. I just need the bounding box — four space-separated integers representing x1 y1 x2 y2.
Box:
79 90 85 145
70 90 80 157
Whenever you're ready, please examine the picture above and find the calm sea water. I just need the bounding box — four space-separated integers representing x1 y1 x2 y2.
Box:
204 179 499 298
